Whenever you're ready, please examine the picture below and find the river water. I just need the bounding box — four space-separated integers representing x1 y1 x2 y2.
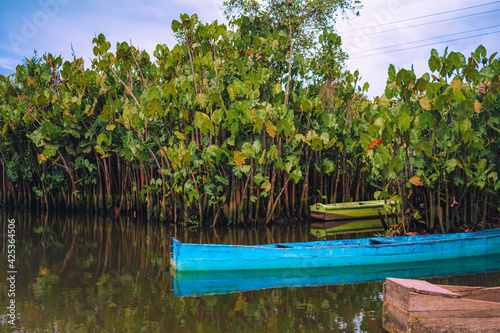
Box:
1 211 499 332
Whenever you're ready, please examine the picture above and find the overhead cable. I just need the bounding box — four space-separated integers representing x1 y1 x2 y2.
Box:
340 1 500 34
349 24 500 55
342 8 500 40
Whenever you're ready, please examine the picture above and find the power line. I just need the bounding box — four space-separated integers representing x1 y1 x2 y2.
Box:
340 1 500 34
342 8 500 40
348 30 500 59
349 24 500 56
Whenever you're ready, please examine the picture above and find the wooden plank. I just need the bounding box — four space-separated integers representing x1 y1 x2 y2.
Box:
386 277 461 298
437 285 500 302
407 316 500 332
409 307 500 318
384 278 411 311
436 285 484 293
408 292 500 313
383 301 408 333
383 278 500 333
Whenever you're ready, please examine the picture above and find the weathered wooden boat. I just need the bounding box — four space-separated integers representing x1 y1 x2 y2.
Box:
310 218 384 237
309 199 398 221
170 228 500 272
173 254 500 297
383 277 500 332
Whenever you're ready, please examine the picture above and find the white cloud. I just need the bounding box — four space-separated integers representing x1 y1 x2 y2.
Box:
0 0 226 73
0 56 19 72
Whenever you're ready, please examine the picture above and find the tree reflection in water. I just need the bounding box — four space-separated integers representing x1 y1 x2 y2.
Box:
1 210 499 332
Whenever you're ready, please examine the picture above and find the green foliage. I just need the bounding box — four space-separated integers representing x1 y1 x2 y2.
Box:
0 13 371 225
369 45 500 231
2 9 497 232
223 0 361 56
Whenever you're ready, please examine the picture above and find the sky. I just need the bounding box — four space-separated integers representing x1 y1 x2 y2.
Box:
1 0 499 99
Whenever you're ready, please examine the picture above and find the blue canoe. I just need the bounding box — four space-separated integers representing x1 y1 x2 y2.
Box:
169 229 500 272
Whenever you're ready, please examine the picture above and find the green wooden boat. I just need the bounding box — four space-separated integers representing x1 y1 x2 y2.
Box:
310 200 398 221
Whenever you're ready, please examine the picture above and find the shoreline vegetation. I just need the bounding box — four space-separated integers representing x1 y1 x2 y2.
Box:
0 11 499 233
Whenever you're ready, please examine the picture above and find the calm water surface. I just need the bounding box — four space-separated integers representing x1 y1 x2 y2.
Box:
1 211 499 332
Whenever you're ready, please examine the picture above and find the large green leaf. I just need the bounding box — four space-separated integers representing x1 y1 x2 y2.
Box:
42 121 62 140
398 112 411 132
444 159 458 173
241 142 255 158
301 99 313 112
367 124 380 137
147 98 164 117
27 121 63 146
418 112 434 128
415 140 433 157
195 93 208 108
42 144 60 159
419 96 431 111
97 133 111 146
428 55 441 72
233 150 245 167
277 118 293 136
290 168 303 183
27 128 44 147
147 86 162 101
194 112 214 135
388 156 404 173
359 133 371 151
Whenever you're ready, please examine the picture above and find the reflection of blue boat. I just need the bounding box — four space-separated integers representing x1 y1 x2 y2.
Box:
170 229 500 271
172 254 500 297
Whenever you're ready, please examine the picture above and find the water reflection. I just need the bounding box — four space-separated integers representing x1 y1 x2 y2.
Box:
173 254 500 297
310 218 384 238
0 210 499 332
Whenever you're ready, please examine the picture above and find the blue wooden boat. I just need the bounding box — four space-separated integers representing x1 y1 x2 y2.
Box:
172 254 500 297
170 229 500 272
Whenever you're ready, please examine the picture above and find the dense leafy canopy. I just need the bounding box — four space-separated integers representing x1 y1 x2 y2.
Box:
0 9 499 232
223 0 361 56
367 46 500 232
0 13 369 226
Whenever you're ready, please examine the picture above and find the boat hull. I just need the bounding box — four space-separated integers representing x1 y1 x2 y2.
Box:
170 229 500 272
309 200 398 221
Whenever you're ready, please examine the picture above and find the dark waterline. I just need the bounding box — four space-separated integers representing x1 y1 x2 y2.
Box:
1 211 499 332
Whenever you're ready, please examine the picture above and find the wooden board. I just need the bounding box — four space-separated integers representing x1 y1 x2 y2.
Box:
387 277 461 297
437 285 500 302
383 277 500 333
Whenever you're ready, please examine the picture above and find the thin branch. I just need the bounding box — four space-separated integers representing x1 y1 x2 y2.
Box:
109 65 142 110
285 7 293 105
129 41 149 90
186 36 199 94
15 91 42 126
266 176 291 224
148 148 161 169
